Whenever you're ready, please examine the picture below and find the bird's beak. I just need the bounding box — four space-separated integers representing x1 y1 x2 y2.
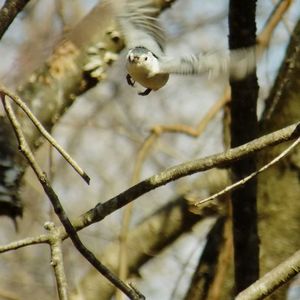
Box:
128 54 139 63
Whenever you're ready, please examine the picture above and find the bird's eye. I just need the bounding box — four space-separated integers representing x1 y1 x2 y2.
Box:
144 57 148 61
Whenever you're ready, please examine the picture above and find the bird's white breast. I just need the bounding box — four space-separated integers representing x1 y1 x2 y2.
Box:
126 63 169 91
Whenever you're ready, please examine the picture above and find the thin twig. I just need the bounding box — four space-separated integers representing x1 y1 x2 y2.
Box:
0 95 143 300
0 235 49 253
271 0 293 34
257 0 292 46
0 86 90 184
195 136 300 206
45 222 69 300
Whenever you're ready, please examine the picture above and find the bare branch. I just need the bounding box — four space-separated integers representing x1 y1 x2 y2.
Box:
45 222 69 300
236 249 300 300
0 95 143 300
195 135 300 205
72 196 207 300
81 122 299 229
0 234 48 253
257 0 292 47
0 85 90 184
2 123 296 246
0 0 31 40
0 120 298 298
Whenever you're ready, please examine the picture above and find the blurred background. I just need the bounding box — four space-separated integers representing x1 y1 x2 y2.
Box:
0 0 299 299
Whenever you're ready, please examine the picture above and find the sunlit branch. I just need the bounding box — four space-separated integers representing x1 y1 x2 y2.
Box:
82 122 299 228
236 248 300 300
0 94 143 300
0 86 90 184
0 0 31 40
195 135 300 205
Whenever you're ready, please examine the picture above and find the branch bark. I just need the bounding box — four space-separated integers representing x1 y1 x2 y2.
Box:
0 123 299 299
71 197 204 300
0 0 31 40
236 249 300 300
1 93 142 300
1 123 297 253
78 122 299 232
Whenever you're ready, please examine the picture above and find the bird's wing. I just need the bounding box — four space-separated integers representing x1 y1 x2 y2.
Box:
159 47 257 80
116 0 166 56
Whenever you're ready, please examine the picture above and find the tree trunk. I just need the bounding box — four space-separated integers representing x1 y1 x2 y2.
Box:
257 19 300 300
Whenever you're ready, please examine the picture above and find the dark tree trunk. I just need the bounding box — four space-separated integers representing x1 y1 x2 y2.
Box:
228 0 259 294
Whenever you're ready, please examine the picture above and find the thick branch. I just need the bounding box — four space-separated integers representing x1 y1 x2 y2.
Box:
0 123 298 299
3 123 295 246
71 197 204 300
78 122 299 230
0 0 31 40
45 222 69 300
236 249 300 300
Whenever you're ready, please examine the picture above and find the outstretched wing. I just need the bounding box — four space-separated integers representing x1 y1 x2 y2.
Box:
159 47 257 80
116 0 166 57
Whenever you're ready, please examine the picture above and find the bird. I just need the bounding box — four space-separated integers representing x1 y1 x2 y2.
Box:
125 46 169 95
116 0 257 96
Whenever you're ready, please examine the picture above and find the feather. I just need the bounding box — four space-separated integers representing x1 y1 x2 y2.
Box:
159 47 257 80
116 0 165 56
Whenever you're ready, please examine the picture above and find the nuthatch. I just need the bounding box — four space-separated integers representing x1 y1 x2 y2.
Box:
116 0 257 96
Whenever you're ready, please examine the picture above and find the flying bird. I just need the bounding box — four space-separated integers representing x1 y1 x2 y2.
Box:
116 0 257 96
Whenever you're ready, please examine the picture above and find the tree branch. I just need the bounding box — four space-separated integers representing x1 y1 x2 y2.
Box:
1 94 143 300
236 249 300 300
0 0 31 40
0 122 298 299
45 222 69 300
80 122 299 230
0 85 90 183
71 196 205 300
195 135 300 205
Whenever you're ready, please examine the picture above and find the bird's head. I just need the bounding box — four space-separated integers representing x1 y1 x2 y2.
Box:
126 47 159 76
